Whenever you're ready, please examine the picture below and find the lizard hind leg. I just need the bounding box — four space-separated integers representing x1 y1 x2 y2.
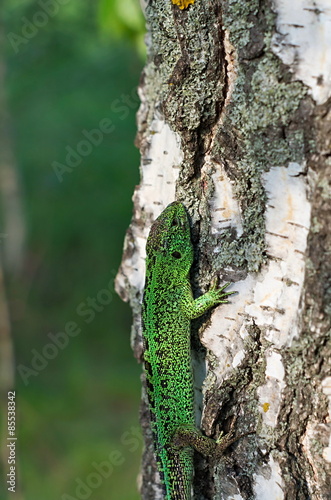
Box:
170 422 255 461
170 424 217 457
169 425 217 498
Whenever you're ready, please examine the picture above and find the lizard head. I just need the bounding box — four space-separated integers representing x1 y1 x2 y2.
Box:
146 201 194 277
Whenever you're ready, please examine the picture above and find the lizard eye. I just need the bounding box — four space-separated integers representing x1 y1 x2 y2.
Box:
171 218 179 227
172 251 181 259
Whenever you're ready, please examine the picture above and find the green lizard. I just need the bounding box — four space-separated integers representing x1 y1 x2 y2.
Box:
142 201 245 500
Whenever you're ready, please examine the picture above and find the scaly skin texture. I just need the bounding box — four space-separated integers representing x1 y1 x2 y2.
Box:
142 202 238 500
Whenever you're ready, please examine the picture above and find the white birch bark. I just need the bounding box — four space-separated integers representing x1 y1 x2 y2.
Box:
116 1 331 498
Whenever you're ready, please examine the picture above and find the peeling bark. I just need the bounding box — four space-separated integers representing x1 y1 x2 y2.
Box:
115 0 331 498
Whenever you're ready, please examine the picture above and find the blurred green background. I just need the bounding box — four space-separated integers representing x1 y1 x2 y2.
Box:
1 1 145 499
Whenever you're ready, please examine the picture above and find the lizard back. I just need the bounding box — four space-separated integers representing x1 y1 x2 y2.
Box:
142 202 195 499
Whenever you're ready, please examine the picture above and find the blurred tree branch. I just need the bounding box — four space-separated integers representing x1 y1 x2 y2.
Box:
0 10 25 500
0 32 25 274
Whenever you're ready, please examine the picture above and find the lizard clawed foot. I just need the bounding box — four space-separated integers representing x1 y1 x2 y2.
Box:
213 418 255 461
209 279 237 305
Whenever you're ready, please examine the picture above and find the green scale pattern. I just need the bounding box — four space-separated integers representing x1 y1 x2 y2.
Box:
142 202 237 500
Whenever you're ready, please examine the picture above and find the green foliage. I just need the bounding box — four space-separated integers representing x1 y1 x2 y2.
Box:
98 0 146 56
3 0 143 498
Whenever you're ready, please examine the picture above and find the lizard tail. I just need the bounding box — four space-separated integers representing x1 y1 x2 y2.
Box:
162 448 194 500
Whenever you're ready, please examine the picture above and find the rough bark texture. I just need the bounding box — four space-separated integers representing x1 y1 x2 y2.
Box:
115 0 331 498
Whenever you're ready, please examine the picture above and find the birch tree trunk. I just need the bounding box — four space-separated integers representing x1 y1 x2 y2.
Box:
115 0 331 498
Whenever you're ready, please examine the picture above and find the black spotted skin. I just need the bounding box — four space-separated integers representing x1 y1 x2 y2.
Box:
142 202 236 499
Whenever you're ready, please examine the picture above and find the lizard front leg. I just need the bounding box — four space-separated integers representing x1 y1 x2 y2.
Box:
181 281 237 320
